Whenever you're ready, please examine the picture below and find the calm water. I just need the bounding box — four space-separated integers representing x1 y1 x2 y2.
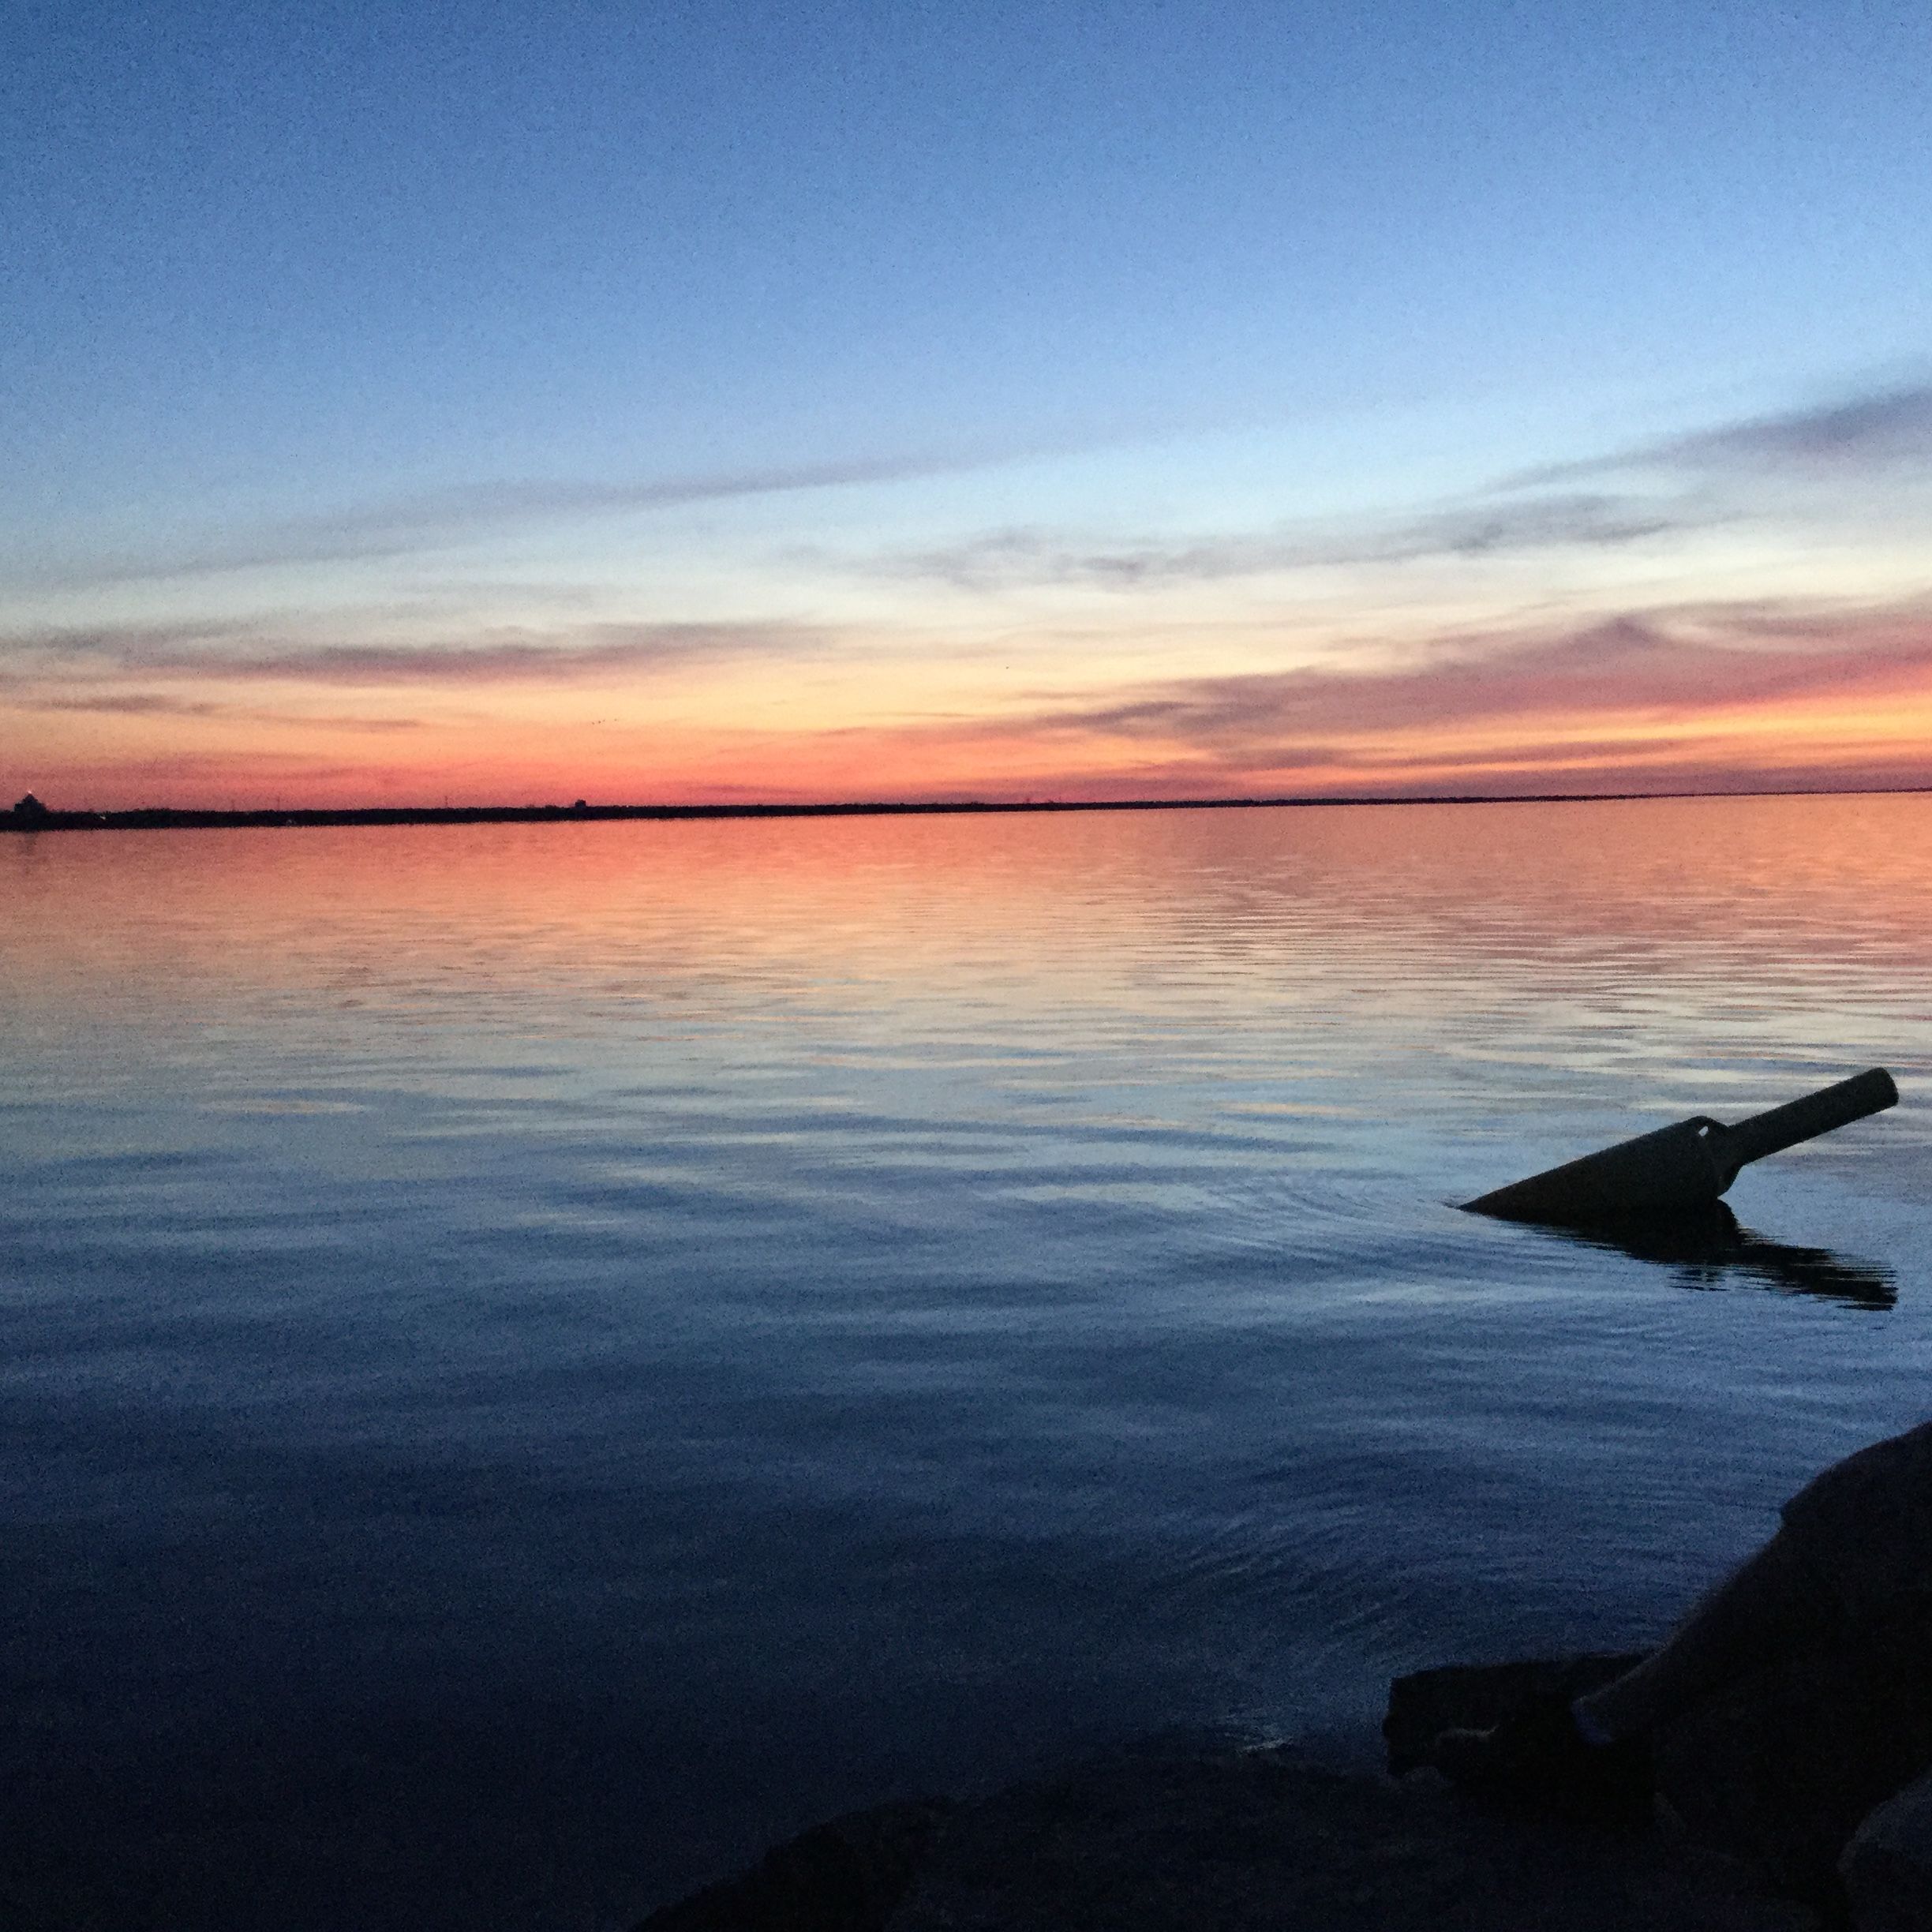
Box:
4 795 1930 1929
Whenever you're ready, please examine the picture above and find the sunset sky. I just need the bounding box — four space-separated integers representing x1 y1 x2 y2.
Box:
4 0 1929 809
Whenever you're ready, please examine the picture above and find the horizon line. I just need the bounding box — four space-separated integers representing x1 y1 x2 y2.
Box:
6 781 1932 834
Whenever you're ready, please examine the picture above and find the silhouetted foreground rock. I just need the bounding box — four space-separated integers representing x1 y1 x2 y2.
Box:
1383 1651 1647 1775
1646 1617 1932 1904
637 1798 952 1932
635 1735 1813 1931
1391 1646 1932 1924
1841 1772 1932 1932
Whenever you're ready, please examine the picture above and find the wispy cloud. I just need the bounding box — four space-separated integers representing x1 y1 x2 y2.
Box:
1523 382 1932 485
3 618 827 686
897 491 1693 593
16 691 426 732
905 594 1932 766
28 449 1050 590
887 378 1932 597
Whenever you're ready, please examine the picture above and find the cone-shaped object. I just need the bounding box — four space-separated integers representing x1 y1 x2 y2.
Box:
1463 1068 1898 1225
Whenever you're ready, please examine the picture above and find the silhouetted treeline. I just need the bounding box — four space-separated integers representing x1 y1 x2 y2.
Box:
8 786 1926 834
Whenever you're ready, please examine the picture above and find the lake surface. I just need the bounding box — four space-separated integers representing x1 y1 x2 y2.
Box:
4 794 1930 1930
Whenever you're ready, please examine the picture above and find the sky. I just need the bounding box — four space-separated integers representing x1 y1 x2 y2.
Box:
3 0 1929 808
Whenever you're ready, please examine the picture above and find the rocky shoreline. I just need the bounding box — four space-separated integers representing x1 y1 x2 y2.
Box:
636 1649 1932 1930
635 1731 1810 1931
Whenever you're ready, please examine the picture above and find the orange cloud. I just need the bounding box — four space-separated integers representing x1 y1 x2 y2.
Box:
8 588 1931 811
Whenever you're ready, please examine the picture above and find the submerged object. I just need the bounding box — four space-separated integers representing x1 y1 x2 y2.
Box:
1463 1067 1899 1226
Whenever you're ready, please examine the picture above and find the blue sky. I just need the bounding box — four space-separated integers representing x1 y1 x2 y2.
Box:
3 0 1929 804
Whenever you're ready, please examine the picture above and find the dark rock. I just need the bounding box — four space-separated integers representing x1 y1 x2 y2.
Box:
1387 1627 1932 1915
892 1737 1812 1931
1840 1768 1932 1932
636 1735 1813 1932
1383 1651 1647 1775
1651 1604 1932 1908
635 1797 951 1932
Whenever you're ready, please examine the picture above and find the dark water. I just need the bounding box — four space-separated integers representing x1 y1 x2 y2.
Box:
3 795 1930 1929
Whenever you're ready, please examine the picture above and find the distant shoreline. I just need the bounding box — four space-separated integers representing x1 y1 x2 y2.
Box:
4 783 1928 833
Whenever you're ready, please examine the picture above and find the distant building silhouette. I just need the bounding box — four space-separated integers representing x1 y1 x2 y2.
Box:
11 792 50 822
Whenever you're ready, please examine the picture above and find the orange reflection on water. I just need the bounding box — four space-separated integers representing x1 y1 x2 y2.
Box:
8 792 1932 1011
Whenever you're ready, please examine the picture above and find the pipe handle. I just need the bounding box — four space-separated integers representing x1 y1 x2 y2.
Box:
1724 1067 1898 1169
